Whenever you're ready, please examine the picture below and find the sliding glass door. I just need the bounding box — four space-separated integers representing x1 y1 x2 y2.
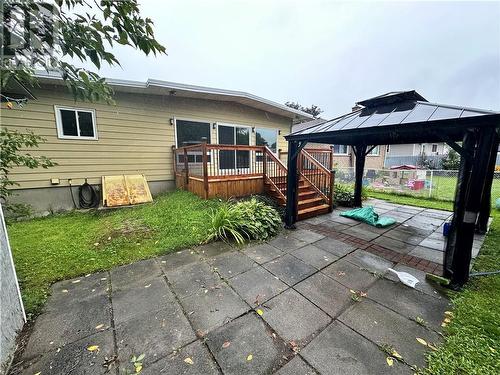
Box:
218 125 250 170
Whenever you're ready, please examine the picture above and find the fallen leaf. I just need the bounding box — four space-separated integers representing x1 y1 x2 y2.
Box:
87 345 99 352
416 338 427 346
444 311 453 317
489 346 496 353
222 341 231 349
62 289 68 293
360 291 367 297
338 271 346 276
144 284 151 288
443 317 451 323
427 343 438 351
95 324 104 330
34 372 41 375
386 357 394 366
94 242 99 246
135 364 142 373
72 279 81 284
392 350 402 360
256 309 263 316
184 357 194 365
246 354 253 361
100 277 107 281
441 322 447 327
349 289 356 294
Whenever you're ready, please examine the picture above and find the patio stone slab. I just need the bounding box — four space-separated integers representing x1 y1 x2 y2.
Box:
291 244 338 269
110 258 163 288
420 209 452 220
263 254 316 286
409 246 443 264
342 226 380 241
166 261 221 299
367 278 450 331
404 217 444 232
242 243 284 264
288 228 325 244
418 237 445 251
206 313 290 375
344 250 394 274
294 272 352 318
373 236 415 254
385 264 446 298
315 219 350 232
352 222 394 235
207 251 256 279
195 241 234 258
157 248 201 272
21 330 115 375
116 306 196 366
228 266 288 306
112 277 175 324
329 215 360 225
322 259 378 291
313 238 356 257
383 227 426 245
302 215 330 225
260 289 331 346
395 206 425 215
179 283 248 335
301 321 411 375
141 340 219 375
47 271 109 310
269 234 308 253
274 356 317 375
339 299 441 368
22 294 111 358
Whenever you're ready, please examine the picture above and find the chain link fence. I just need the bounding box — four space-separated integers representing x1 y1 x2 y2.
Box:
334 167 500 201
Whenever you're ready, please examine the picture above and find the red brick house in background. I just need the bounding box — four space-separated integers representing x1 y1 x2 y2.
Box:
291 118 386 169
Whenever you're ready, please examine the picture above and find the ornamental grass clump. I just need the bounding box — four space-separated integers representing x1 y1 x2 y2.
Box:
206 198 281 244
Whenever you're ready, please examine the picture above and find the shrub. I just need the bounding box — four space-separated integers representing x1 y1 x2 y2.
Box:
206 198 281 244
334 183 366 207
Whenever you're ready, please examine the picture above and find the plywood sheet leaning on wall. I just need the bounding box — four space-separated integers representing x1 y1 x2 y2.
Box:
102 175 153 207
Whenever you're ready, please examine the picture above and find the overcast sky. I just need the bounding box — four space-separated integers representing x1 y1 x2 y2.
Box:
86 0 500 118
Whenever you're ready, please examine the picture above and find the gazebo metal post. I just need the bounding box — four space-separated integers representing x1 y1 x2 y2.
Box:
444 131 475 281
285 140 306 228
476 133 499 234
448 127 497 287
352 144 367 207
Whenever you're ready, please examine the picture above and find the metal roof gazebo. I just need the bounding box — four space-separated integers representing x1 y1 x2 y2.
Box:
285 91 500 288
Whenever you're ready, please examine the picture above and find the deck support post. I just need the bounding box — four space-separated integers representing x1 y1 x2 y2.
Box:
353 144 367 207
202 141 209 199
285 140 306 229
445 127 497 288
476 132 499 234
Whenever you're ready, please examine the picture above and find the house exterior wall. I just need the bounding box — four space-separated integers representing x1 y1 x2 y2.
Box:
302 142 386 170
388 143 448 156
1 85 292 212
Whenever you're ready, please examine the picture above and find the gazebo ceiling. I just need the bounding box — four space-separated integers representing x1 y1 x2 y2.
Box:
286 91 500 145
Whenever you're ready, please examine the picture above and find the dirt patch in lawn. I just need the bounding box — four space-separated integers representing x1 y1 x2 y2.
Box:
94 219 154 247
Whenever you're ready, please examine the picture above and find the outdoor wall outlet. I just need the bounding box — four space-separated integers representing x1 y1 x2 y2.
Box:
50 178 60 185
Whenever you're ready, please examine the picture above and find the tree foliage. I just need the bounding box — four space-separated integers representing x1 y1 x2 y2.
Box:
285 101 323 117
0 129 56 200
1 0 166 103
441 149 461 170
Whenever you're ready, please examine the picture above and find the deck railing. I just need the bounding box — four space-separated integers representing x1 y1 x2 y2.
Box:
173 143 333 208
299 149 335 210
303 148 334 170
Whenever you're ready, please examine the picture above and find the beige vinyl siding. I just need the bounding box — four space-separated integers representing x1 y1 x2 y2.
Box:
1 85 291 189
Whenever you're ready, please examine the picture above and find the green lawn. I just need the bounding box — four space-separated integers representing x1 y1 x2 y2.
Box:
8 190 222 319
368 191 500 375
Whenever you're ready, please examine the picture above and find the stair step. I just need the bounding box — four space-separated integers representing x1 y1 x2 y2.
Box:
298 197 324 207
297 204 331 220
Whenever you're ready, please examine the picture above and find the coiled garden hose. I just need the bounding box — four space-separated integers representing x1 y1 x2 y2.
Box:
69 179 100 209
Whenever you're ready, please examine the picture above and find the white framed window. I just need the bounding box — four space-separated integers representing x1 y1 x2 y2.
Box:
55 106 97 140
367 145 380 156
332 144 349 155
256 128 278 153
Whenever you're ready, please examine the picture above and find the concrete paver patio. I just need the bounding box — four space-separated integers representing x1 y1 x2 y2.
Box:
11 200 486 374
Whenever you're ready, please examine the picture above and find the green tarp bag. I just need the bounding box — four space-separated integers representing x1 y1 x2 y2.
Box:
340 206 396 228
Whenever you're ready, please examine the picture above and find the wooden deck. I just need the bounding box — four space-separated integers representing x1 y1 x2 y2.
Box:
173 144 334 220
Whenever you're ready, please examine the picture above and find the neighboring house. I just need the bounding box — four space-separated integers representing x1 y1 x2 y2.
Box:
291 118 386 169
1 72 313 213
387 143 449 156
